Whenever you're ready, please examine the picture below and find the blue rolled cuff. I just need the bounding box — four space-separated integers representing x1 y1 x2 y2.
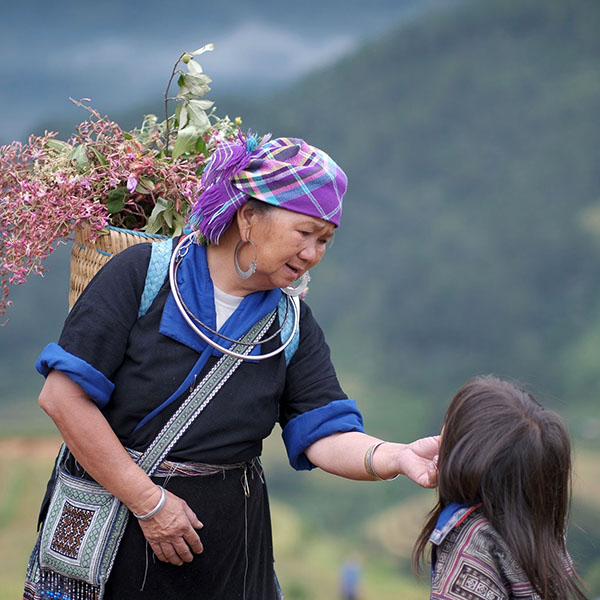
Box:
36 343 114 408
282 399 364 471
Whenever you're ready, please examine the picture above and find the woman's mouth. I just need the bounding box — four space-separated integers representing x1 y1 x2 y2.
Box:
285 263 300 278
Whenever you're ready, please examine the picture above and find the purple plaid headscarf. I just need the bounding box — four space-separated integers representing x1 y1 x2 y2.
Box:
189 133 347 243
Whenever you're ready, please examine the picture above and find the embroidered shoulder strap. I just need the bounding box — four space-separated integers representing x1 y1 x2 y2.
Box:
139 309 276 475
138 237 300 364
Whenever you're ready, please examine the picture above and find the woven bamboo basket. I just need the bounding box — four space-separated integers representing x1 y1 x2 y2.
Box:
68 224 168 310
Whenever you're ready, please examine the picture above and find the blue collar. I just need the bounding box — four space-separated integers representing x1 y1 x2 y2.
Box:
159 242 282 356
429 502 482 546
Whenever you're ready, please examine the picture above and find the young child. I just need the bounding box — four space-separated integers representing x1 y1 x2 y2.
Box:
413 375 587 600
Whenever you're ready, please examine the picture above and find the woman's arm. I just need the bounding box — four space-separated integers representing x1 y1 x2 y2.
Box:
39 369 203 566
304 431 439 488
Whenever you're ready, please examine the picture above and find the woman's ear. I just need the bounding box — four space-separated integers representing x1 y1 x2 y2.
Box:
236 203 254 241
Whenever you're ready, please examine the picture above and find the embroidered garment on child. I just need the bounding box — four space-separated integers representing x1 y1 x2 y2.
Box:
430 503 544 600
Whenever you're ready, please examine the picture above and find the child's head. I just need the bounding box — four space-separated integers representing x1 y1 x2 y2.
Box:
413 375 587 599
437 374 571 528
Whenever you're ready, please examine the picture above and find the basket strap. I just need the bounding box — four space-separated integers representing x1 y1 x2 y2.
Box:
279 295 300 365
138 238 174 317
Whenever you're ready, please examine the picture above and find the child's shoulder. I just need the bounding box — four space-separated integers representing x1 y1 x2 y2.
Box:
432 509 541 600
445 509 521 574
458 508 501 544
434 506 502 558
430 503 485 547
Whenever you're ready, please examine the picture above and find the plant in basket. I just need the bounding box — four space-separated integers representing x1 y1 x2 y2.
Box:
0 44 242 317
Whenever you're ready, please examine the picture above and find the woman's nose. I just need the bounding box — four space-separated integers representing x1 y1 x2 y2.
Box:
298 243 318 263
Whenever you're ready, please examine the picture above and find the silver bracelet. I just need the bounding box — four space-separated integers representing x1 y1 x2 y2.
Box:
133 486 167 520
364 441 399 481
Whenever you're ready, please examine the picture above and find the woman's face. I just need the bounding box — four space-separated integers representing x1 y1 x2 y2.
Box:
245 206 334 290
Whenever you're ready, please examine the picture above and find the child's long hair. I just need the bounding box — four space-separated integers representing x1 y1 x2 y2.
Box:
412 375 587 600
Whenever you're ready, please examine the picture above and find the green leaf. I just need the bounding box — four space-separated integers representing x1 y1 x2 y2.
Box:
195 136 207 156
190 99 213 111
178 105 189 130
172 211 186 237
163 206 174 228
136 177 155 194
171 125 201 159
144 197 169 234
186 100 211 133
69 145 90 173
105 188 127 214
46 139 72 153
178 73 211 98
90 147 107 166
190 43 215 56
177 85 190 97
186 59 204 76
138 114 158 144
123 131 133 140
140 113 157 132
152 196 169 214
143 217 163 235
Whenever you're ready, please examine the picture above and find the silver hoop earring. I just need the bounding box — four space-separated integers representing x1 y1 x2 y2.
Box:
234 239 257 279
283 271 311 297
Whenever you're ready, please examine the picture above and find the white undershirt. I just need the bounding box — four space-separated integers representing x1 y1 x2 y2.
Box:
214 286 244 331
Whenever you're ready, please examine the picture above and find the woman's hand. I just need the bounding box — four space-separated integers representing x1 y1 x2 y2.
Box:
395 435 439 488
135 488 204 566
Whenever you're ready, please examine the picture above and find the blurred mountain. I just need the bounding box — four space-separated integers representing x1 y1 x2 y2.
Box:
217 0 600 421
3 0 600 437
0 0 446 143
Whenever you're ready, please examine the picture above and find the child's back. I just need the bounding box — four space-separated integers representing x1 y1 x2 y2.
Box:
430 503 562 599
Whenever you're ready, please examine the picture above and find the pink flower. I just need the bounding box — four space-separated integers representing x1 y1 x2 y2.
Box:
126 173 138 193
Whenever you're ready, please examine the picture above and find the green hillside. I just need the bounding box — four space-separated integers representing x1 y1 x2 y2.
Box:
217 0 600 420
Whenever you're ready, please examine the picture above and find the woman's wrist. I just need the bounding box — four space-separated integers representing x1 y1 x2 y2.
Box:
133 486 167 520
125 481 165 516
365 441 400 481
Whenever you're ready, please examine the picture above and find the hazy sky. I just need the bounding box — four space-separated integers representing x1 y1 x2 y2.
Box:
0 0 445 142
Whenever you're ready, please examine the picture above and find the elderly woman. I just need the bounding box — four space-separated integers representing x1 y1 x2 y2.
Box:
24 135 439 600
